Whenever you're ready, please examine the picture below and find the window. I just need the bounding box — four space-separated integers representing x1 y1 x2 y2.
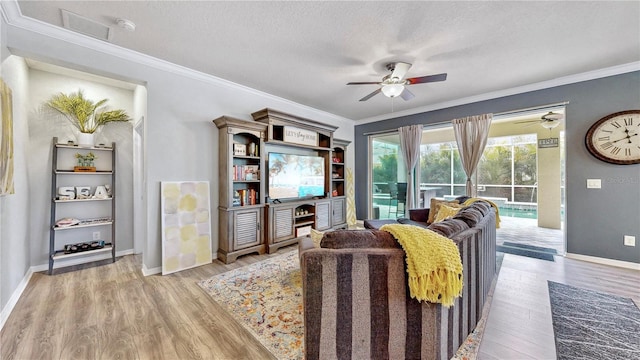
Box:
419 134 538 202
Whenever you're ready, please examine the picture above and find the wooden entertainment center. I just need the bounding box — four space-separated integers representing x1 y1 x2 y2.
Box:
213 108 349 263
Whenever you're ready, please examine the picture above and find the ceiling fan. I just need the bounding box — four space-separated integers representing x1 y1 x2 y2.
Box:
515 111 564 129
347 62 447 102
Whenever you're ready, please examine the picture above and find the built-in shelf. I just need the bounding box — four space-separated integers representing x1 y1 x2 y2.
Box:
49 137 116 275
54 197 112 203
55 170 113 175
295 220 314 227
55 143 114 151
52 245 113 261
54 219 113 231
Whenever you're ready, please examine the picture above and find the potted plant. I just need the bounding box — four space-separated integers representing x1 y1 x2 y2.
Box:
46 90 130 146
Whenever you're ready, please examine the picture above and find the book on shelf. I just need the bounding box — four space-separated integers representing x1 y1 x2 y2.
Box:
236 188 258 206
232 165 260 181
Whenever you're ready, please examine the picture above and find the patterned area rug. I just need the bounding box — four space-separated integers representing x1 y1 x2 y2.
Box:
198 250 304 360
548 281 640 359
198 249 499 360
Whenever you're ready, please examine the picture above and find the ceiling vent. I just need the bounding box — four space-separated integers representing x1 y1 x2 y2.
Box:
61 9 112 41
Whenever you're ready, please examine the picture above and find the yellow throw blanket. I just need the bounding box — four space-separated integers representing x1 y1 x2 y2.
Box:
463 197 501 229
380 224 463 307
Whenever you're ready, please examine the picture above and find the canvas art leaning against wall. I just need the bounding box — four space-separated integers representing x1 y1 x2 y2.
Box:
160 181 213 274
0 78 15 196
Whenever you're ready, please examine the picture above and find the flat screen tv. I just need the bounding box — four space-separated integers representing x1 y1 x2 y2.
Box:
268 152 325 200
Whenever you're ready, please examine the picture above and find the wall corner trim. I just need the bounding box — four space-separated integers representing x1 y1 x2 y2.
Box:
0 267 34 331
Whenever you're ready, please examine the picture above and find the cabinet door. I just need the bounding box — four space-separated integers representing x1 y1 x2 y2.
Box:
273 207 294 242
315 201 331 230
233 208 261 250
332 198 346 227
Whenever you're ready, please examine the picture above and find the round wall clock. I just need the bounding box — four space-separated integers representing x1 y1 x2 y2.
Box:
585 110 640 165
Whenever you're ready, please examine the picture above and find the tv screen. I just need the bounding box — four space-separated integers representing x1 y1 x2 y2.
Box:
268 152 325 200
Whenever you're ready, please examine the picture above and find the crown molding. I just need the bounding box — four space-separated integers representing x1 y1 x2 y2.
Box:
0 0 352 124
356 61 640 125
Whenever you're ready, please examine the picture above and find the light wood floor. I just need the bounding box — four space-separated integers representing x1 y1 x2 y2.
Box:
478 253 640 359
2 245 638 360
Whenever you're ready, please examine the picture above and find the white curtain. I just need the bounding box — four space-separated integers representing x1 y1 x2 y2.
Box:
452 114 493 197
398 124 423 216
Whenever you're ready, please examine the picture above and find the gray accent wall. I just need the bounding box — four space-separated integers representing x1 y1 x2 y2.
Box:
355 71 640 264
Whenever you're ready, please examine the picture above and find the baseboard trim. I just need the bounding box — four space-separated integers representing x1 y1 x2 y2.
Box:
0 267 34 331
565 253 640 270
29 249 135 273
142 264 162 276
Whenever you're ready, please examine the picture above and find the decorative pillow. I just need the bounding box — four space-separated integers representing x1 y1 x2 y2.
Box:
310 229 324 248
427 198 462 224
434 204 462 223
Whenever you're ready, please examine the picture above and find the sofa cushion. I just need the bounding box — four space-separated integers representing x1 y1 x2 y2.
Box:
427 218 469 237
453 206 484 228
320 229 400 249
467 200 492 215
397 218 430 228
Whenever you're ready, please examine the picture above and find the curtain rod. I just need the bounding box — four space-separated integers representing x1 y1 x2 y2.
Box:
362 101 570 136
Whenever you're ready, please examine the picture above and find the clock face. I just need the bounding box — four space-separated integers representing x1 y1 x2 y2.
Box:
585 110 640 165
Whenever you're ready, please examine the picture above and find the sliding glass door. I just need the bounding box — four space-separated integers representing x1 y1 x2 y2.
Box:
369 134 406 219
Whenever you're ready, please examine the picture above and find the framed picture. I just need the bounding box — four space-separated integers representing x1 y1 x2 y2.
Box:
233 143 246 156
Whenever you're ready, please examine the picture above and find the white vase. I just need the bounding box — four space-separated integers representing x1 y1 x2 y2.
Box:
77 132 95 147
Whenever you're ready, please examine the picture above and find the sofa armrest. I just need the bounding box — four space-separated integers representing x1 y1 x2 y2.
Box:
409 208 430 222
300 246 411 359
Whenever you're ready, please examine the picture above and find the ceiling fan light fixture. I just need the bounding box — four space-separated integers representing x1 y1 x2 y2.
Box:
541 111 564 121
381 83 404 98
541 120 560 129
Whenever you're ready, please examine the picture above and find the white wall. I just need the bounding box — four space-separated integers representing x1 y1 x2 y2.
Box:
27 69 135 266
3 20 355 277
0 55 30 319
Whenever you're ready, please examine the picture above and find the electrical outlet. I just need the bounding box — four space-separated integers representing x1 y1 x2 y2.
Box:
93 231 101 241
623 235 635 247
586 179 601 189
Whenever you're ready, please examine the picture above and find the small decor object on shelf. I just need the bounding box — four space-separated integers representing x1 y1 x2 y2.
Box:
233 143 247 156
74 152 96 172
45 89 130 147
55 217 80 227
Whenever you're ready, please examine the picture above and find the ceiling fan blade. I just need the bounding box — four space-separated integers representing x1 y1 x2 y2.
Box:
406 73 448 85
514 119 542 124
359 88 381 101
400 88 415 101
391 62 411 80
347 81 381 85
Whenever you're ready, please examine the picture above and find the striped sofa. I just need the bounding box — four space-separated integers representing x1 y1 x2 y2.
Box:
299 201 497 360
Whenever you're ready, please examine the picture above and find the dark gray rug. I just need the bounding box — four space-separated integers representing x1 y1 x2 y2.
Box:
502 241 557 254
496 244 555 261
548 281 640 359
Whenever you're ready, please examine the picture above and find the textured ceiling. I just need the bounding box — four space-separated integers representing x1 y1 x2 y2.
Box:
14 1 640 121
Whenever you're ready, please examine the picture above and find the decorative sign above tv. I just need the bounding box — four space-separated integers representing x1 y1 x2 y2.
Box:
283 126 318 147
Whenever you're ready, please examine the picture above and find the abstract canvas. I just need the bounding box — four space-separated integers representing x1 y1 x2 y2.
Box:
161 181 212 274
0 78 14 196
